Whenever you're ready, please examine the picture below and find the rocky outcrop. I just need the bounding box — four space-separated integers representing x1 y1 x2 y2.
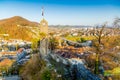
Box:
46 54 101 80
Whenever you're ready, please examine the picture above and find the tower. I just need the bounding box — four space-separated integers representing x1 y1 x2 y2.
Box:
39 7 48 34
39 7 49 58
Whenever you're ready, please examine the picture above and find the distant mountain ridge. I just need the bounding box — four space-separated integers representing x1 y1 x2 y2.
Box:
0 16 91 28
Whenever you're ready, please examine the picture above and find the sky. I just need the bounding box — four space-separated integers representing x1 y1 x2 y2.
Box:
0 0 120 26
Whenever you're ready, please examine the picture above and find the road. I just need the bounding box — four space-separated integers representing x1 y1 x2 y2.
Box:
1 76 20 80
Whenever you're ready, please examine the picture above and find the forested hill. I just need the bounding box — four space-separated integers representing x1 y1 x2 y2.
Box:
0 16 39 27
0 16 39 41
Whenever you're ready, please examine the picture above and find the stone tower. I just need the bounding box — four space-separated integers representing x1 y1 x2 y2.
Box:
39 7 49 58
40 18 48 34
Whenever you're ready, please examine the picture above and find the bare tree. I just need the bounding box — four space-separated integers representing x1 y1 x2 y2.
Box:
114 17 120 28
92 23 109 74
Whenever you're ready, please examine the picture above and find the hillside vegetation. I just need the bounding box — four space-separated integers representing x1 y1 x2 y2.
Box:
0 16 39 41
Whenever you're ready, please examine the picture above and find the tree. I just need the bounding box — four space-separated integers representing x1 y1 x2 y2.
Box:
31 38 40 53
92 23 108 74
19 54 46 80
39 32 46 39
90 21 120 75
49 37 59 53
113 17 120 28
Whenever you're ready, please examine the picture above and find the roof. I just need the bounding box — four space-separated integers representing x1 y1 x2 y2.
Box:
0 58 14 67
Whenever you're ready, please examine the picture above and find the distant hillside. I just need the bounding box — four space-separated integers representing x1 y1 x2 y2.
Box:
49 25 92 28
0 16 39 27
0 16 40 41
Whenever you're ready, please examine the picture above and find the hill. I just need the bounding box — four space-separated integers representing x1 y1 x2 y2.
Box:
0 16 40 41
0 16 38 27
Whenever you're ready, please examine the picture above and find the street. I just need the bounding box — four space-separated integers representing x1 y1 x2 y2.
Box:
1 76 20 80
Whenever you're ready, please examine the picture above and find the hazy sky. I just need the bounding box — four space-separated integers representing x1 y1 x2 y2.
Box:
0 0 120 26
